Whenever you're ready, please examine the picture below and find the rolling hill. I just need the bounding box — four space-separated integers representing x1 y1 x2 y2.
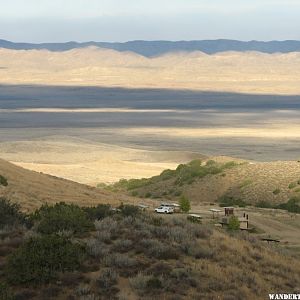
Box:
0 158 135 211
1 47 300 94
110 157 300 208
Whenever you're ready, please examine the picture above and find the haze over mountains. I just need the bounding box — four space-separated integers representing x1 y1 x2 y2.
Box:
1 39 300 57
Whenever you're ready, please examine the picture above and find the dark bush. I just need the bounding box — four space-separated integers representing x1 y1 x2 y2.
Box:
6 235 85 285
255 201 274 208
31 202 94 234
0 175 8 186
119 204 140 217
83 204 112 221
0 282 14 300
0 198 26 229
218 195 247 207
277 197 300 213
146 277 162 290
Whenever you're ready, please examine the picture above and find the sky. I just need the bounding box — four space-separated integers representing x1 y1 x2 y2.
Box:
0 0 300 42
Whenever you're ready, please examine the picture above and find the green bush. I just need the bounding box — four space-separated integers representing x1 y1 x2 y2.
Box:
255 201 274 208
31 202 94 234
0 175 8 187
179 196 191 213
6 235 84 285
83 204 112 221
110 160 238 192
277 197 300 213
272 189 281 195
0 198 26 229
218 195 247 208
288 182 297 189
228 216 240 231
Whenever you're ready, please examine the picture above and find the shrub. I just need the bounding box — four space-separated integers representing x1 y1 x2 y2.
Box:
288 182 297 189
31 202 94 234
130 273 152 292
83 204 112 221
146 277 162 290
179 196 191 213
0 198 26 229
119 204 140 217
97 268 118 290
6 235 85 285
277 197 300 213
76 284 91 296
272 188 281 195
228 216 240 231
113 239 133 253
255 201 274 208
95 217 118 235
218 195 247 207
105 254 137 269
86 239 109 258
145 240 179 260
0 282 14 300
0 175 8 186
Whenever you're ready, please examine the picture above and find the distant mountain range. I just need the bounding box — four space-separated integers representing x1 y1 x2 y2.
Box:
1 39 300 57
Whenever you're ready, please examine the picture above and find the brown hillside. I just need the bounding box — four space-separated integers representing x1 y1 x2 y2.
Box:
187 160 300 205
0 159 135 211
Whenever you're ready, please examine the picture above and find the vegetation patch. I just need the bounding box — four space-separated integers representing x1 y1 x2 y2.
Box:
255 200 275 209
179 196 191 213
83 204 113 221
277 197 300 213
289 182 297 189
30 202 94 234
218 195 247 207
1 200 300 298
108 160 239 193
0 175 8 187
254 197 300 213
239 179 253 189
0 198 26 229
6 234 84 285
273 188 281 195
228 216 240 231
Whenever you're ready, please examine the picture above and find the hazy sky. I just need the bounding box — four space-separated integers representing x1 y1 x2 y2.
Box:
1 0 300 42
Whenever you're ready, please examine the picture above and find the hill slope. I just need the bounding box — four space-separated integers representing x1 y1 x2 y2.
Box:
1 39 300 56
0 159 134 211
1 47 300 94
110 157 300 207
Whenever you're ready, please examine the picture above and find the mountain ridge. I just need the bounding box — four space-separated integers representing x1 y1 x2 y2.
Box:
1 39 300 57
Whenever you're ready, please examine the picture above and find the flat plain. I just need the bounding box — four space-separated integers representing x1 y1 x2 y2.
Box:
1 84 300 184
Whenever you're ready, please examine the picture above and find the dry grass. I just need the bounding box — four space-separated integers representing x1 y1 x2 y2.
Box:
0 158 137 211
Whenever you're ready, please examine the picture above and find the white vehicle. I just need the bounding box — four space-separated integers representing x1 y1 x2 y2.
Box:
155 206 174 214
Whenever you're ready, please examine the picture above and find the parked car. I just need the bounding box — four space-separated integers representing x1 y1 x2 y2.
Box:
155 206 174 214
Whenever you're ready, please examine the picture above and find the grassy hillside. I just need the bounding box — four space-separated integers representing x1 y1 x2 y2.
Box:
0 200 299 300
108 158 300 210
0 159 134 211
